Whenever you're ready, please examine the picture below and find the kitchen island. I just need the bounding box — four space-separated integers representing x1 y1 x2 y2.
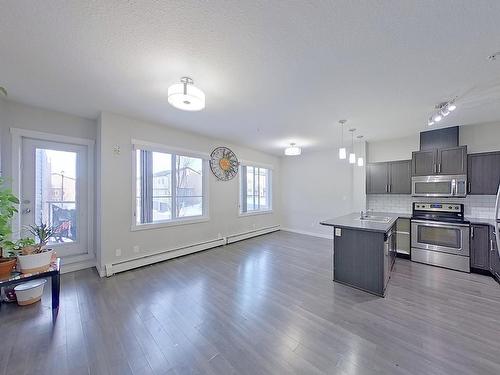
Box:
320 212 402 297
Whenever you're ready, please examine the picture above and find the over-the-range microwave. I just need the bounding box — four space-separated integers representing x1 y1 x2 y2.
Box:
411 175 467 197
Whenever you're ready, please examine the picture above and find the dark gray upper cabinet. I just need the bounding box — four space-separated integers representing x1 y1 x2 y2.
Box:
412 146 467 176
366 160 411 194
467 151 500 195
389 160 411 194
366 163 389 194
420 126 459 151
411 150 436 176
471 224 490 271
438 146 467 175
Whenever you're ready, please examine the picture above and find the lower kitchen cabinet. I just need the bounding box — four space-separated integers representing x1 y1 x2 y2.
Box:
396 218 410 256
470 224 490 270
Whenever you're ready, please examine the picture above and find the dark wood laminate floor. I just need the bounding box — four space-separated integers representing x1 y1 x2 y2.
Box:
1 231 500 375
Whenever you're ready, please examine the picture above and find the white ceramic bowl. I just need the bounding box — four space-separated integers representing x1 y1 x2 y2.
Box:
14 279 47 306
17 250 53 274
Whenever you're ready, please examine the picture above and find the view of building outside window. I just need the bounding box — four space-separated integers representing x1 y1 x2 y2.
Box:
136 149 204 224
35 148 77 243
245 166 269 211
176 155 203 217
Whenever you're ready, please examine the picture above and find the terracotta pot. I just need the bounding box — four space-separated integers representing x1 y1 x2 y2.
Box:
0 257 17 279
17 250 53 274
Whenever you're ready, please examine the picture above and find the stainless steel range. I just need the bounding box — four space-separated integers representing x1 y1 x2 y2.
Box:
411 202 470 272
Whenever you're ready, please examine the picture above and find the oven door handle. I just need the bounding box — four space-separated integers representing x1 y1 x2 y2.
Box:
411 219 470 228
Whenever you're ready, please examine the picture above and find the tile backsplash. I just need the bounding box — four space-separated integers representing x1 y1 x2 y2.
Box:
367 194 496 218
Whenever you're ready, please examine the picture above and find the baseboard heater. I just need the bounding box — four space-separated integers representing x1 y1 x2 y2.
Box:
226 225 280 244
105 237 225 277
104 225 280 276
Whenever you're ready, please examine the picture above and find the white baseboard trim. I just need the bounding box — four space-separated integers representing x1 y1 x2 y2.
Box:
226 225 280 244
280 227 333 240
104 238 226 277
101 225 281 277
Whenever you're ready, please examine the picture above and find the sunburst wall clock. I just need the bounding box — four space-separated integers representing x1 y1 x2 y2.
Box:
210 146 239 181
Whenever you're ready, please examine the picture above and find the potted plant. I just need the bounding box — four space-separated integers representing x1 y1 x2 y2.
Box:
0 178 19 278
16 223 55 273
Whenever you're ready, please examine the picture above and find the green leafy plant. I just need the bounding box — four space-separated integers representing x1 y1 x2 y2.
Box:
3 237 36 257
26 222 54 252
0 177 20 257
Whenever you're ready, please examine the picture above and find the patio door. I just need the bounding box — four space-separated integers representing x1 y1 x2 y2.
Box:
21 138 90 259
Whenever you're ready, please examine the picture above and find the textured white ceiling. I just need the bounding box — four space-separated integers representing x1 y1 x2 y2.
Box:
1 1 500 154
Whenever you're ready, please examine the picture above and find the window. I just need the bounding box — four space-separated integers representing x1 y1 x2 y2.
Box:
134 147 206 227
240 165 272 214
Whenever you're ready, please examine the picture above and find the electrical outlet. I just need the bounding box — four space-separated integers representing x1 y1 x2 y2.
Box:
115 248 122 257
133 245 140 253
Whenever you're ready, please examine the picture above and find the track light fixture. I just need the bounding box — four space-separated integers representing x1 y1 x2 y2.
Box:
428 99 457 126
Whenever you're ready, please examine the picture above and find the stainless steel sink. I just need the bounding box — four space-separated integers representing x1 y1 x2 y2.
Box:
357 215 391 223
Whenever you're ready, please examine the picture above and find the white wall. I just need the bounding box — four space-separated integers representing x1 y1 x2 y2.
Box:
0 100 97 177
280 146 362 238
460 122 500 154
367 123 500 163
97 112 281 269
367 134 418 163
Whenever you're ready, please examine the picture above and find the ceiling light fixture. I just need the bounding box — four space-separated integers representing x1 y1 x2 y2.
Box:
338 120 347 160
168 77 205 111
348 128 356 164
356 135 364 167
428 99 457 126
284 143 301 156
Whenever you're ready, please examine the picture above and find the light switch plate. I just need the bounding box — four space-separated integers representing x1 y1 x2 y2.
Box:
335 228 342 237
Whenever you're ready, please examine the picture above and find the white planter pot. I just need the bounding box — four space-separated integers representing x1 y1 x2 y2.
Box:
17 250 53 274
14 279 47 305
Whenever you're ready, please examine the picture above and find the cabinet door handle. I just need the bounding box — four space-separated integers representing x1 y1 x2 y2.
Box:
491 239 494 251
386 184 388 193
471 226 474 238
433 163 437 173
468 181 471 193
388 184 391 193
438 163 441 173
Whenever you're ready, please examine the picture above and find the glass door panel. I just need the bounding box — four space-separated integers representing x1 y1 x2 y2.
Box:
22 138 88 258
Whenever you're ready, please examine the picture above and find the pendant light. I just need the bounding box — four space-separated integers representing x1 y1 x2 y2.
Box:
348 128 356 164
338 120 347 159
284 143 301 156
168 77 205 111
356 135 364 166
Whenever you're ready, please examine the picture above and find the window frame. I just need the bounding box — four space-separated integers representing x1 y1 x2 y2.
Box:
131 140 210 231
238 161 273 217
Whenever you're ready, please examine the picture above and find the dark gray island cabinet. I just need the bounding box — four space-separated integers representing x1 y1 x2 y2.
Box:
320 213 399 297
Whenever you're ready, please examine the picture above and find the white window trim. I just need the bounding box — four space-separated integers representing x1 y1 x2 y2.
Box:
10 128 95 262
130 140 210 231
238 162 273 216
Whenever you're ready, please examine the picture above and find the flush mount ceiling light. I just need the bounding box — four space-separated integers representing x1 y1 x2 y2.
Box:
338 120 347 159
428 99 457 126
168 77 205 111
348 128 356 164
284 143 301 156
